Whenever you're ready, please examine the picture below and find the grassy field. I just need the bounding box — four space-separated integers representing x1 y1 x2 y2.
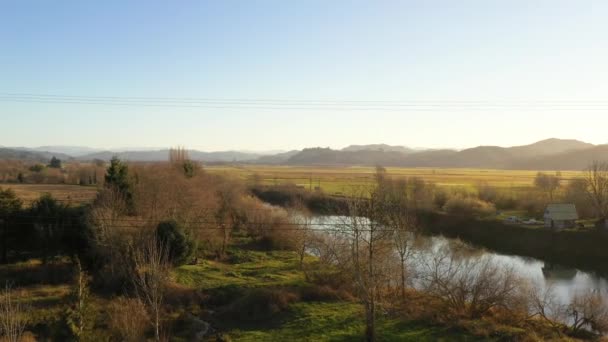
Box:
174 242 473 341
207 165 584 195
1 166 584 202
0 184 99 205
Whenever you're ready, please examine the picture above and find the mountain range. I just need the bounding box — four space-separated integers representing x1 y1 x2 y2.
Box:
1 139 606 170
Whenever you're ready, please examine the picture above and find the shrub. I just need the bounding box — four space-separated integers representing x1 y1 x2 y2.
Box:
107 297 150 342
299 285 351 302
156 221 196 266
443 195 496 217
219 288 299 322
433 189 449 210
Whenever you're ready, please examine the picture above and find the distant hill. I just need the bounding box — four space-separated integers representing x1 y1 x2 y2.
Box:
0 148 72 163
253 150 300 164
285 148 415 166
77 149 263 162
507 138 594 158
341 144 415 154
2 138 605 170
511 144 608 170
20 146 103 157
274 139 604 170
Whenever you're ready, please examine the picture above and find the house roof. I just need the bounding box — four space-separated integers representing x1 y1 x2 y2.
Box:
544 204 578 221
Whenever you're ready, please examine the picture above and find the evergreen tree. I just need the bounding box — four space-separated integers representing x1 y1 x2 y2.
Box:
0 188 22 263
104 157 133 209
49 156 62 168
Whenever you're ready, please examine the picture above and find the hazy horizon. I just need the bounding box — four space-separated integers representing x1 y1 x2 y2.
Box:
2 1 608 150
2 137 603 154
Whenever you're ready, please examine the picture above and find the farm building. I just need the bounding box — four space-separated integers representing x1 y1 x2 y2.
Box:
544 204 578 230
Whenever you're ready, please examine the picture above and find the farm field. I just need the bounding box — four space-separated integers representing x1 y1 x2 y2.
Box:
0 183 99 205
207 165 584 195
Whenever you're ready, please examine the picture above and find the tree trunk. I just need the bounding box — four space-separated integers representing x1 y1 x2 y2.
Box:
400 258 406 300
365 301 375 342
154 307 161 342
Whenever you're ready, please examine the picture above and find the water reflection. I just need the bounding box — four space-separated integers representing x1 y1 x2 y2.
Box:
307 215 608 307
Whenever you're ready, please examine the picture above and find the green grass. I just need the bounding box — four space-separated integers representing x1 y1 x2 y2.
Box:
174 249 307 290
173 245 478 341
228 302 470 342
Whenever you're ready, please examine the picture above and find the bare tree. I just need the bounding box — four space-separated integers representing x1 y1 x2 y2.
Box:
0 284 27 342
420 243 521 319
289 203 314 269
526 283 567 335
534 172 561 202
566 291 608 335
341 183 393 342
131 236 170 342
65 258 94 340
384 179 418 300
584 161 608 226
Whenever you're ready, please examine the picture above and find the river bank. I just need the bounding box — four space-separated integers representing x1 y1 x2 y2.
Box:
251 185 608 276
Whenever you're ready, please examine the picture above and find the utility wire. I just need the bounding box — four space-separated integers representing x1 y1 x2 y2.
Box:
3 94 608 110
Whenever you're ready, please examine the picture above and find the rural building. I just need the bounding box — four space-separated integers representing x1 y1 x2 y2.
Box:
544 204 578 230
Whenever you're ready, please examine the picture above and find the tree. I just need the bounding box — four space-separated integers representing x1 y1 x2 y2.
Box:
131 236 170 342
156 220 196 266
566 291 608 335
29 164 44 173
30 194 68 262
341 168 395 342
104 157 133 210
0 284 27 342
385 179 418 300
534 172 561 202
48 156 62 169
289 203 314 269
584 161 608 225
65 258 95 341
0 188 22 264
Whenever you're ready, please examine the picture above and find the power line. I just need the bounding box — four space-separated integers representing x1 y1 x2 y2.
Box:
2 93 608 111
5 92 608 103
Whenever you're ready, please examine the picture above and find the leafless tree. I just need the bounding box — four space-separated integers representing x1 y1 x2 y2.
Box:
566 291 608 335
131 236 170 342
289 203 314 269
340 183 393 342
0 284 27 342
88 187 130 277
526 283 567 334
420 243 521 319
107 297 150 342
584 161 608 225
383 179 418 300
535 172 561 202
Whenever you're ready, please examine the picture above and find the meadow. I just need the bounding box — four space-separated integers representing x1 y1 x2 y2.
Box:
207 165 584 195
0 184 98 206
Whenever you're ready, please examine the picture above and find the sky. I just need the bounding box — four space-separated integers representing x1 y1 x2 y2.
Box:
1 1 608 151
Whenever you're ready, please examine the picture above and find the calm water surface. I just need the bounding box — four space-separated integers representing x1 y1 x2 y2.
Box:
308 215 608 307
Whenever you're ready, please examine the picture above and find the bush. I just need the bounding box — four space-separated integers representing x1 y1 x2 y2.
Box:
299 285 351 302
443 195 496 217
107 297 150 342
218 288 299 322
433 189 449 210
156 220 196 266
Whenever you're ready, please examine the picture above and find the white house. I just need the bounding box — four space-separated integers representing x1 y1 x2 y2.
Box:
544 204 578 230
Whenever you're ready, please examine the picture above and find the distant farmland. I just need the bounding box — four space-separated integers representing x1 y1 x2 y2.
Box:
207 165 585 195
2 184 99 206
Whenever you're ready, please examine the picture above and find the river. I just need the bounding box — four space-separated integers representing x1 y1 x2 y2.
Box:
307 215 608 308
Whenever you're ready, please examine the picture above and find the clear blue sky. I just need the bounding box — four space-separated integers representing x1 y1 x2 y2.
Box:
1 1 607 151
